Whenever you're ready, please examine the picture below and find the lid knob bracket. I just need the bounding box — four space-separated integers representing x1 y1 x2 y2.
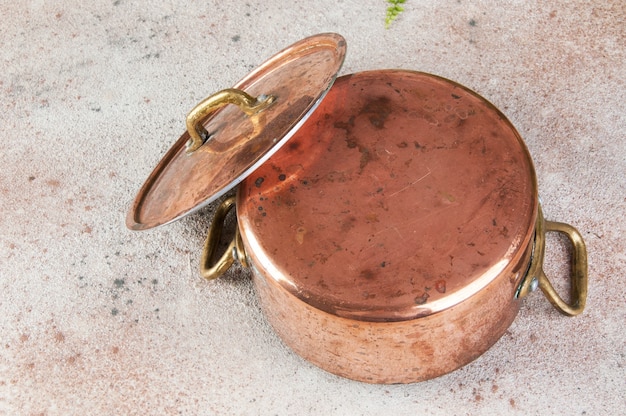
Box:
185 88 276 153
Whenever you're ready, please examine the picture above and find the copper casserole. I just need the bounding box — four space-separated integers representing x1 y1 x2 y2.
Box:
127 34 587 384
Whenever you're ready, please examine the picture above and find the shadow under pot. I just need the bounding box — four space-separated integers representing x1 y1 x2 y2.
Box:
127 34 587 384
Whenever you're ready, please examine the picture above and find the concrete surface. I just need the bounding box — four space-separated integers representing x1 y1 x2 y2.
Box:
1 1 624 415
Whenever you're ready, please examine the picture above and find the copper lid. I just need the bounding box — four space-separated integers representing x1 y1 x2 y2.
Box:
237 70 538 321
127 33 346 230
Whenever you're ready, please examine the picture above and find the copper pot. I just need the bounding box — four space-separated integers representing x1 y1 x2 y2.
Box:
127 34 587 384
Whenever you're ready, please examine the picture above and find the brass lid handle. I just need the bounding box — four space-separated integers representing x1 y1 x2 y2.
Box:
517 205 588 316
186 88 275 153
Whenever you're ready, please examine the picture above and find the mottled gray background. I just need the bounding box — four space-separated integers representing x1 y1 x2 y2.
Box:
1 1 624 415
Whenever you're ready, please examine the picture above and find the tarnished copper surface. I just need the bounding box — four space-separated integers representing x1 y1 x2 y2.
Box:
238 70 538 322
126 33 346 230
254 240 532 383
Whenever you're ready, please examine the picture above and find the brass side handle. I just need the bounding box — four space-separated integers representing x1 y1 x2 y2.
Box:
517 205 588 316
200 196 248 280
186 88 275 153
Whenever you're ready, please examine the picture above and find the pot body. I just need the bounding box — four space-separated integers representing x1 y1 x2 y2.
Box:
248 240 531 383
236 70 538 383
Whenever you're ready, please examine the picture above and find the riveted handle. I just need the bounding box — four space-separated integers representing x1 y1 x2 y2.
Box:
517 205 588 316
200 196 248 280
186 88 275 153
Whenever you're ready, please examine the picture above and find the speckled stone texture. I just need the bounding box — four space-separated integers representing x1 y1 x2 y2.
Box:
1 1 624 415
